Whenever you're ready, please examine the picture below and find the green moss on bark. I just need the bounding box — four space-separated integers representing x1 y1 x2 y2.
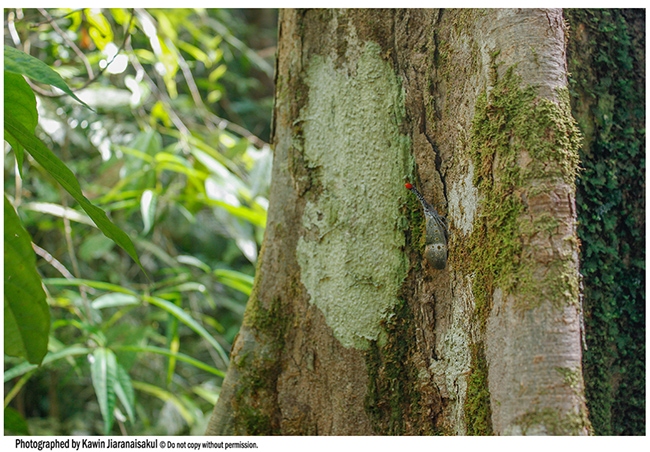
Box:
463 64 583 433
468 66 582 316
364 298 438 435
229 261 290 434
464 344 493 435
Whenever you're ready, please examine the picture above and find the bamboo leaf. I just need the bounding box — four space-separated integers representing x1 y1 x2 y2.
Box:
145 296 229 367
4 45 91 109
114 363 135 423
4 117 143 270
4 196 50 365
90 348 118 434
3 71 37 172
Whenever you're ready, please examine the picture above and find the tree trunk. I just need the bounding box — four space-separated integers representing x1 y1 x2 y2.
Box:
206 8 590 435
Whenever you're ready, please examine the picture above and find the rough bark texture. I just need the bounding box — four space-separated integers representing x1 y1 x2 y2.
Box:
206 8 590 436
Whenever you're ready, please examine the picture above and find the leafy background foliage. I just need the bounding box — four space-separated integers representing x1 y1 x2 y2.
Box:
4 8 277 435
566 9 645 435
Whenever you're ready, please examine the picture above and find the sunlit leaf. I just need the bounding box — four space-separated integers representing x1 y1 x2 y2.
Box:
4 196 50 365
177 41 211 66
201 197 267 228
23 202 95 227
92 293 139 310
151 100 173 128
86 9 114 50
140 189 158 235
213 268 254 296
209 64 227 82
177 255 211 273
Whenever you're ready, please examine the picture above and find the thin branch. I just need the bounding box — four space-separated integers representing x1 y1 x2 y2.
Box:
32 243 75 280
27 9 136 97
38 8 94 80
29 8 83 28
175 40 268 148
126 42 191 137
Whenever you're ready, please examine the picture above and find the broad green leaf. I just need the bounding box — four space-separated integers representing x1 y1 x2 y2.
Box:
145 296 229 367
4 117 143 270
3 71 37 172
114 363 135 423
4 196 50 365
4 45 90 109
4 407 30 435
90 347 118 434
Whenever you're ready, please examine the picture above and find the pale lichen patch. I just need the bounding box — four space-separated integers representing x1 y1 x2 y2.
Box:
295 42 410 349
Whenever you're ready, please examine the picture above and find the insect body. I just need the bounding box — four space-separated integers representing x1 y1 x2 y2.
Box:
405 183 448 270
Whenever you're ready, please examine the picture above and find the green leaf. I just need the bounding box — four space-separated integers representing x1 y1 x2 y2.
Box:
43 277 137 295
4 45 91 109
4 117 143 270
4 345 91 382
177 255 211 273
92 293 139 310
213 268 254 296
140 189 158 235
116 345 225 377
145 296 229 367
4 195 50 365
114 363 136 423
4 407 30 435
131 380 194 425
23 201 96 227
85 10 113 51
79 233 116 261
3 71 37 173
90 347 118 434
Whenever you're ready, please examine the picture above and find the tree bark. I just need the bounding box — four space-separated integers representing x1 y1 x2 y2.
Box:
206 8 590 436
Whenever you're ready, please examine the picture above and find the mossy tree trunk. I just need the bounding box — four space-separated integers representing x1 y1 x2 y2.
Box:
206 9 590 435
